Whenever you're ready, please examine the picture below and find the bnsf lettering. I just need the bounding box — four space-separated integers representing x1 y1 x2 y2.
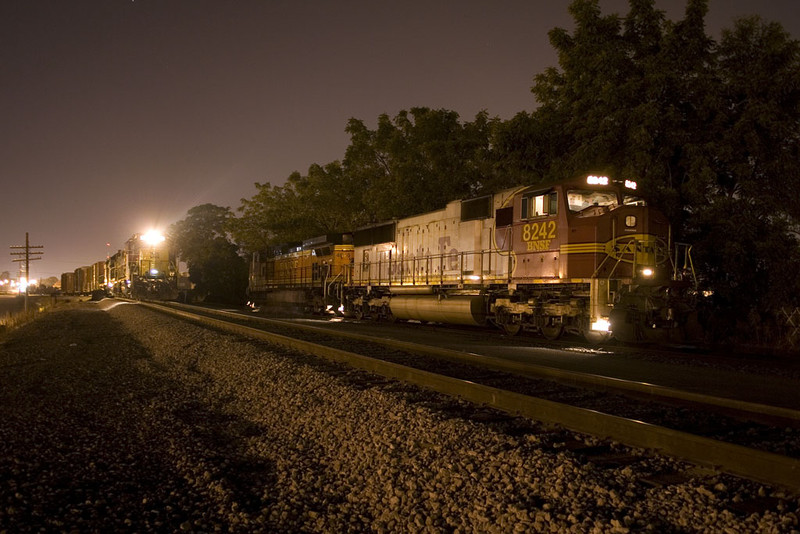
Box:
522 221 557 251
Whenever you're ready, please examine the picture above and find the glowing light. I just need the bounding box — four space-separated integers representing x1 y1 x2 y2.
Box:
149 269 159 276
625 180 637 190
641 268 654 277
141 231 166 245
591 318 611 332
586 175 609 185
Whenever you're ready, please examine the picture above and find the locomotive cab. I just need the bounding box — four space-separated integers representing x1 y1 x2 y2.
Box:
493 175 685 342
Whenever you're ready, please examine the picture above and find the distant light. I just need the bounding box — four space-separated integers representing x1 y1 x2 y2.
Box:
591 318 611 331
641 268 654 277
141 231 166 245
625 180 637 190
150 269 159 276
587 175 609 185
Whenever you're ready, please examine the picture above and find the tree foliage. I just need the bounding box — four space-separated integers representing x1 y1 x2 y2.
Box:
525 0 800 316
233 107 499 252
169 204 248 303
342 107 498 221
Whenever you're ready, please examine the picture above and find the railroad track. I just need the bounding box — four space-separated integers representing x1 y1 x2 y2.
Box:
139 300 800 494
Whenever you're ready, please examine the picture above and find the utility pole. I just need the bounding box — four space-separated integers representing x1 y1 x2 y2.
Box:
10 233 43 312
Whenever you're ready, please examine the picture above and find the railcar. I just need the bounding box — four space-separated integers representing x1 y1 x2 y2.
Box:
60 271 76 295
249 175 697 343
248 234 354 313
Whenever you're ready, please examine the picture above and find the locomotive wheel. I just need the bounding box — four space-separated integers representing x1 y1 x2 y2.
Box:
541 324 563 341
495 306 521 336
583 329 611 345
503 322 522 336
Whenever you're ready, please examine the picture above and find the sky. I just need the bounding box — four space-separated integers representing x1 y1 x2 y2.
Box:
2 1 798 281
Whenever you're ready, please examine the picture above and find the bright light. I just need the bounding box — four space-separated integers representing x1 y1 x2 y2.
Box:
141 231 166 245
625 180 637 190
586 175 609 185
641 268 654 277
591 318 611 332
149 269 159 276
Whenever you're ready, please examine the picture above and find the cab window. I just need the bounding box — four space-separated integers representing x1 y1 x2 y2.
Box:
623 195 647 206
567 189 618 212
521 192 557 219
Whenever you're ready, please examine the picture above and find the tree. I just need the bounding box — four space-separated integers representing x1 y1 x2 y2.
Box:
343 107 497 221
169 204 248 303
508 0 800 329
232 160 368 253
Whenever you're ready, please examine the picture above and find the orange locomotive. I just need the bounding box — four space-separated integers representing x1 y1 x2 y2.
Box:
248 234 354 314
249 175 697 343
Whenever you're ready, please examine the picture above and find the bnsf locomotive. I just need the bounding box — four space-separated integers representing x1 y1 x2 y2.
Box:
248 174 698 343
62 231 179 300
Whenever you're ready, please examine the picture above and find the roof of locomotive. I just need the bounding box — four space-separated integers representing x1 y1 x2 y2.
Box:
349 174 642 247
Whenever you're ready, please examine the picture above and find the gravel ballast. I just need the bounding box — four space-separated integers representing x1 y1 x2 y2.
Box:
0 301 798 533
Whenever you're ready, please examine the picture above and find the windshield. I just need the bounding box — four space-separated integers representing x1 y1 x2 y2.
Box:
567 189 618 212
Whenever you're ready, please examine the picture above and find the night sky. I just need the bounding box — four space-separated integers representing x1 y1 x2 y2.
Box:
2 1 798 281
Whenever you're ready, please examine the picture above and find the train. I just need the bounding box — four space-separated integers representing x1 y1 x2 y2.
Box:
248 174 699 344
61 231 179 300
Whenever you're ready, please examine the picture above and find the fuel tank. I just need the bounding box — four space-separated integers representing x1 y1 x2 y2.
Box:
389 295 486 326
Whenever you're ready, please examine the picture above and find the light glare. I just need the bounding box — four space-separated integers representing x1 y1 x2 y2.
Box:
141 231 166 245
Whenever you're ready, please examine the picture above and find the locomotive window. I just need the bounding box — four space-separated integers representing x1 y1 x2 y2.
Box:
623 195 646 206
521 192 557 219
567 189 618 212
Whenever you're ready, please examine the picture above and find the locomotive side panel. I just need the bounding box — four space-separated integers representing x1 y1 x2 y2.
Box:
506 186 564 281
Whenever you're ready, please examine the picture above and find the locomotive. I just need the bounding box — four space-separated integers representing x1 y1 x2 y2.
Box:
107 231 179 300
248 174 698 343
62 231 179 300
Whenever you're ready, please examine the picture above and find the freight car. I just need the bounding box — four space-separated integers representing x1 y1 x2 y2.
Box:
249 174 698 343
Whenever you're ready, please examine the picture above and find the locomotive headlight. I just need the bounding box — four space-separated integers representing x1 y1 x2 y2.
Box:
141 230 166 245
150 269 159 276
591 318 611 332
641 268 654 277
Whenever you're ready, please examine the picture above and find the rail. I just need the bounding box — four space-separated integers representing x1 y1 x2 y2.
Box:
139 301 800 493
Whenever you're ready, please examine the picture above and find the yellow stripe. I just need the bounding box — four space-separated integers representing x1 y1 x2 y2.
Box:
560 243 605 254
